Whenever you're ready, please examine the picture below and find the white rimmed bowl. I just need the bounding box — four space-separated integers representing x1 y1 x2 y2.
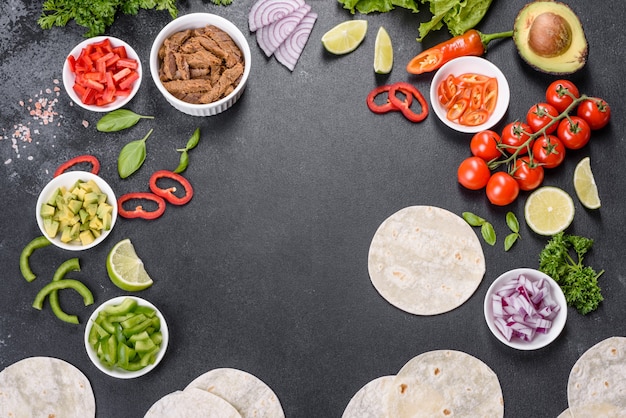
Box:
149 13 251 117
430 56 510 133
484 268 567 350
84 296 169 379
36 171 117 251
62 36 142 112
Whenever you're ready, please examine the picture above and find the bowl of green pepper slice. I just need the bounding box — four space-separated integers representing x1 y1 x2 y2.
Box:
84 296 169 378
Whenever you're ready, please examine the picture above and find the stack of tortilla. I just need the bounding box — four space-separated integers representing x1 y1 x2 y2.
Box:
368 206 486 315
342 350 504 417
0 356 96 417
144 367 284 417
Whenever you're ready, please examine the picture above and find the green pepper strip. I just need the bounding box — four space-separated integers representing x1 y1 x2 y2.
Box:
32 279 94 311
19 236 51 282
48 258 81 324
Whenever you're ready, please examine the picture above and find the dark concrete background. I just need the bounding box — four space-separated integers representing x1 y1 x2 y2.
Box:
1 0 625 416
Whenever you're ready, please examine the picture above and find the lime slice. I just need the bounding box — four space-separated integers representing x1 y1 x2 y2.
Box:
321 20 368 55
524 186 575 236
573 157 601 209
106 239 153 291
374 26 393 74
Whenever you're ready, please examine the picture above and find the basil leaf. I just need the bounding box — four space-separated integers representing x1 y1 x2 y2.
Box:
462 211 485 227
504 232 519 251
97 109 154 132
506 211 520 233
185 128 200 150
118 129 153 179
173 150 189 174
481 222 496 246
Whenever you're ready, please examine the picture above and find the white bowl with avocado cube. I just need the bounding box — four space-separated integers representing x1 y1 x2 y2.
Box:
36 171 117 251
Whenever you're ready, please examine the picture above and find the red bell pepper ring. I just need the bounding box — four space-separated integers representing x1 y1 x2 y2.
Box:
149 170 194 206
117 192 166 220
388 82 429 123
54 155 101 177
366 84 413 114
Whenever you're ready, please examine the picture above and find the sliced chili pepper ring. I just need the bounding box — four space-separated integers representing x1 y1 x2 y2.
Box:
388 82 429 123
117 192 166 220
149 170 194 205
54 155 101 177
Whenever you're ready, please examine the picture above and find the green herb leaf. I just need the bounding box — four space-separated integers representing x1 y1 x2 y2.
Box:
481 222 496 246
185 128 201 151
173 150 189 174
462 211 486 227
504 233 519 251
118 129 153 179
97 109 154 132
506 211 520 233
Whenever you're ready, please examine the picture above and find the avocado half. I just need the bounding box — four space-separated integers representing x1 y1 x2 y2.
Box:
513 0 588 75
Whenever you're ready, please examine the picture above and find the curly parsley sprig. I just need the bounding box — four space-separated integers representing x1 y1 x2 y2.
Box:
539 232 604 315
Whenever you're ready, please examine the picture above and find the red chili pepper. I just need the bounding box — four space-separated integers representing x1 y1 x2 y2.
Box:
117 192 166 220
366 84 412 114
53 155 101 177
149 170 194 205
406 29 513 75
387 82 429 123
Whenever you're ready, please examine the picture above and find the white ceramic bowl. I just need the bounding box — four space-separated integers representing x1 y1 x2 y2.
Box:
149 13 251 116
484 268 567 350
62 36 142 112
430 56 510 133
84 296 169 379
36 171 117 251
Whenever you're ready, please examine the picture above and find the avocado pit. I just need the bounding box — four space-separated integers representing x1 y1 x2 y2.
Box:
528 12 572 57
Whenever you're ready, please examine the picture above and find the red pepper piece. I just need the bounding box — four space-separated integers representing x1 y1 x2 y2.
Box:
117 192 166 220
149 170 194 205
54 155 101 177
366 85 412 114
406 29 513 75
388 82 429 123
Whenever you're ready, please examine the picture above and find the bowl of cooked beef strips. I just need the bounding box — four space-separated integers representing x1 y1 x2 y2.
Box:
150 13 251 116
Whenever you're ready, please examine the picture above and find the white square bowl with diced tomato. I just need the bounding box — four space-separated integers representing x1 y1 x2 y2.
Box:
63 36 142 112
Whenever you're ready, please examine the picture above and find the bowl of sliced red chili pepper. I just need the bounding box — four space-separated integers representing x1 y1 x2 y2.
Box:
63 36 142 112
430 56 509 133
36 171 118 251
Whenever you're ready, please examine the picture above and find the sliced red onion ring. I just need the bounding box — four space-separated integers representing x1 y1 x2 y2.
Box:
274 11 317 71
491 273 561 342
256 4 310 57
248 0 305 32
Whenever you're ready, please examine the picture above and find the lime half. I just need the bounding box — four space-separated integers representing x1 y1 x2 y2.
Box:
573 157 601 209
106 239 153 291
524 186 575 236
374 26 393 74
321 20 368 55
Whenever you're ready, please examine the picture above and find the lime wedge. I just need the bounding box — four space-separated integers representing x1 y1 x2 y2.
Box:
106 239 153 291
374 26 393 74
524 186 575 236
573 157 601 209
321 20 367 55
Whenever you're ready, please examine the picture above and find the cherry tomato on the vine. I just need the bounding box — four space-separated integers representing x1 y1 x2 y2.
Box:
545 79 580 113
457 156 491 190
470 130 501 161
526 102 559 134
513 156 544 191
577 98 611 130
532 135 566 169
557 116 591 150
486 172 519 206
501 121 533 155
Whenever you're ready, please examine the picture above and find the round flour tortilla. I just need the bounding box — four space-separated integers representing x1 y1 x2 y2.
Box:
387 350 504 417
144 388 242 418
0 356 95 418
567 336 626 417
368 206 485 315
342 375 394 418
184 368 285 418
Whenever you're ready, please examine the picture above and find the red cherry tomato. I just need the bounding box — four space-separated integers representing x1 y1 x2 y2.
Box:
557 116 591 150
457 156 491 190
470 130 501 161
501 121 533 155
486 172 519 206
513 156 544 191
545 79 580 113
576 98 611 130
532 135 566 169
526 102 559 134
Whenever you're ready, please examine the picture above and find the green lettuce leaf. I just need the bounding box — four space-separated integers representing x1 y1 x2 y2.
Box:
418 0 493 41
338 0 419 14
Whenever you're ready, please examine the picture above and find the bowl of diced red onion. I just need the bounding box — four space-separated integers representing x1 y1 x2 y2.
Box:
484 268 567 350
